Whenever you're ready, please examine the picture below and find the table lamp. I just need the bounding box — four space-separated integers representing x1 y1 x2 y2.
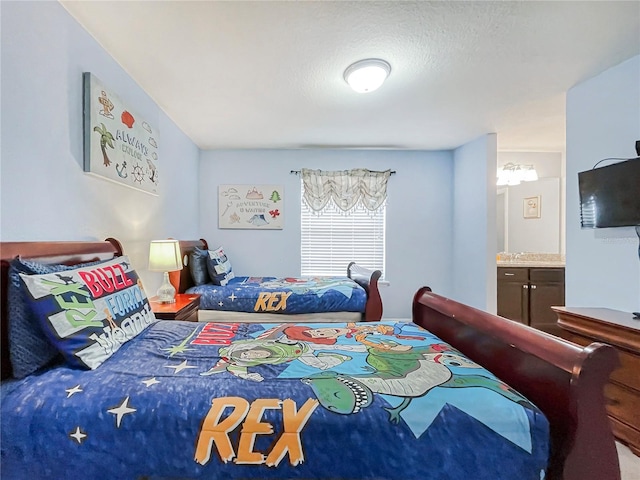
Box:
148 239 183 303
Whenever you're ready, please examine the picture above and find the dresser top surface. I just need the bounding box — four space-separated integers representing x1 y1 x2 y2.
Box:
553 307 640 332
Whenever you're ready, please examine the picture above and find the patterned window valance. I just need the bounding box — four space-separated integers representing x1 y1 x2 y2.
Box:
301 168 391 212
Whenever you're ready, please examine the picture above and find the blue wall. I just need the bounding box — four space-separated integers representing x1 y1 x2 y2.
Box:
1 1 499 317
0 1 200 292
566 55 640 312
452 134 497 311
199 149 458 318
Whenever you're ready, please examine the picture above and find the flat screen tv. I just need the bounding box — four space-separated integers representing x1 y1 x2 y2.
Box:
578 157 640 228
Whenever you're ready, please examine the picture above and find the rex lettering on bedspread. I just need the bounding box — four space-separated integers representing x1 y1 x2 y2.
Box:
194 397 318 467
1 319 550 479
253 291 292 312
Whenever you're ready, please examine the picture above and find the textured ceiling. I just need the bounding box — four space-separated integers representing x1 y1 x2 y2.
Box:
60 1 640 152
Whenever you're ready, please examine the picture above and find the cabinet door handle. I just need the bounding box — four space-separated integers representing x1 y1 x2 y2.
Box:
531 285 537 289
522 284 529 289
504 273 515 276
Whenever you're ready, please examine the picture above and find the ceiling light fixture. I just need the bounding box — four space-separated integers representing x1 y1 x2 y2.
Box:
496 163 539 186
344 59 391 93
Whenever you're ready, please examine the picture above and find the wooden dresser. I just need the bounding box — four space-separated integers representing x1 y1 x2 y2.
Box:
553 307 640 456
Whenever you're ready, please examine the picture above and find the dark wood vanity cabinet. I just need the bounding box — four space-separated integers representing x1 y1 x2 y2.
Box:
497 267 528 324
497 267 565 333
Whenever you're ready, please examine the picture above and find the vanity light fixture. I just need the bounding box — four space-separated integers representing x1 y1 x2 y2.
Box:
497 163 539 186
344 59 391 93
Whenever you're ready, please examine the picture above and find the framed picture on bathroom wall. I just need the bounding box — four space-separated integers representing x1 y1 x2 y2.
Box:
218 185 284 229
523 196 541 219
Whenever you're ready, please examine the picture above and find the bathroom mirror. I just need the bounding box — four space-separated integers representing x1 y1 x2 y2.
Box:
496 178 562 254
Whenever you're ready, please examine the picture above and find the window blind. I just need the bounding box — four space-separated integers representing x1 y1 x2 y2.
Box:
301 182 385 277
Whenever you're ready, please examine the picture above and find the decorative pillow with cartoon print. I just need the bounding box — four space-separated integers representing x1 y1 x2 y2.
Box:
18 255 157 370
206 246 235 286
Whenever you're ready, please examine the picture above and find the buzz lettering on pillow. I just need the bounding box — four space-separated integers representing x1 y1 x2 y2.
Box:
19 256 157 369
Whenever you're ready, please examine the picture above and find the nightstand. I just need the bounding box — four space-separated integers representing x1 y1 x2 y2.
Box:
149 293 200 322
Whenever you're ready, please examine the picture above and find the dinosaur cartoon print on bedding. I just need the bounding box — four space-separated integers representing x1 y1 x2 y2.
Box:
0 320 550 480
187 275 369 314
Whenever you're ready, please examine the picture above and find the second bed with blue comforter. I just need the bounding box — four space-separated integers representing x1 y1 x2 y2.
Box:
187 275 369 314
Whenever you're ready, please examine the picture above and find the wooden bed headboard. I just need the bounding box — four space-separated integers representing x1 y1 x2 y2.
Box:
169 238 209 294
412 286 621 480
0 238 123 380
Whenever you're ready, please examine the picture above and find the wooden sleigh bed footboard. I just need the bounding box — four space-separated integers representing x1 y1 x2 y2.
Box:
171 239 383 321
347 261 382 321
413 286 621 480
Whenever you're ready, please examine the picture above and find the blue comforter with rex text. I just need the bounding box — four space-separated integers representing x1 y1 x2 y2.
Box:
187 275 368 314
1 320 550 480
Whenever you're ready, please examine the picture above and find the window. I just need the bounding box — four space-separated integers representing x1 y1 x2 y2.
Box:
300 169 388 277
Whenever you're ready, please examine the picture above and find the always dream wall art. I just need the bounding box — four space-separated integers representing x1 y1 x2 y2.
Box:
83 72 159 195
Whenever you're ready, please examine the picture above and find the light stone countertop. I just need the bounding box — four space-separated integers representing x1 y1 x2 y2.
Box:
497 253 565 268
497 261 565 268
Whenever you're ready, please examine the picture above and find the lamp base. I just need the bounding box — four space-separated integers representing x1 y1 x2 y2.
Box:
156 271 176 304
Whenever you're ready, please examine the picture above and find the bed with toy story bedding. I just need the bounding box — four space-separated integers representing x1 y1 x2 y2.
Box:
0 239 620 479
171 239 384 322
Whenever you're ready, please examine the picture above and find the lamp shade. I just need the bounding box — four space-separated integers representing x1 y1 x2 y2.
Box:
148 240 183 272
344 59 391 93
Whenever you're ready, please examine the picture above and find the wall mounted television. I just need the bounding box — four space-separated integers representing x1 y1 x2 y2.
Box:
578 157 640 228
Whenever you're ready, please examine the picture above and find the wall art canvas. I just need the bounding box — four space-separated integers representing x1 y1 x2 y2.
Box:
83 72 159 195
219 185 284 229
